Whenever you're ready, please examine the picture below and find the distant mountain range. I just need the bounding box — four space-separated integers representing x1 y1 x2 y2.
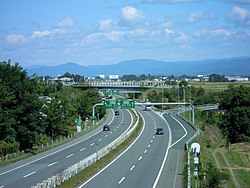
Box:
25 57 250 77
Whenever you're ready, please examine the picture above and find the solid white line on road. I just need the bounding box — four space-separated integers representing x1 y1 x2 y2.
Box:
144 149 147 154
66 154 74 158
138 156 143 161
169 115 188 148
48 161 57 167
148 144 151 148
130 165 135 171
23 171 36 178
90 143 95 146
118 177 125 184
105 135 108 137
80 148 86 151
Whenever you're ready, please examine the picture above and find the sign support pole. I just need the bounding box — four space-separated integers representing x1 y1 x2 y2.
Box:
92 103 103 126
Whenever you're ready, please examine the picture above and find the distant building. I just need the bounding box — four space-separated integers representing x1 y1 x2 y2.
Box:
225 76 249 82
108 75 119 80
98 75 105 79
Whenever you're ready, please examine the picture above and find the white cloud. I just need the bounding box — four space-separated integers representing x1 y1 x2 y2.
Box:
187 11 203 23
31 31 51 39
121 6 144 21
164 28 175 35
5 34 27 44
229 6 250 26
57 17 74 28
99 19 116 30
232 6 249 19
210 29 233 37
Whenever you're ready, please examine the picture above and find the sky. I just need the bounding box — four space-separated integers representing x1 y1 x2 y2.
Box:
1 0 250 67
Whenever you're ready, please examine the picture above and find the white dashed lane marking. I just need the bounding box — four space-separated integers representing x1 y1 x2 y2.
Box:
48 161 57 167
118 177 125 184
66 154 74 158
23 171 36 178
80 148 86 151
130 165 135 171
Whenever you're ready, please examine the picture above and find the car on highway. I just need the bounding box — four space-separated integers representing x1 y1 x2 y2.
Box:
115 111 119 115
103 125 110 131
155 128 164 135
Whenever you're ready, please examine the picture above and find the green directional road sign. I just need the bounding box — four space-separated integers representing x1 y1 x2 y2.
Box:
112 90 120 95
90 116 97 120
104 100 118 109
103 90 111 96
116 98 126 103
121 100 135 109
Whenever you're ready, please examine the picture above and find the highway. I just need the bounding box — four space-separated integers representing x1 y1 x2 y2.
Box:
79 109 196 188
0 109 133 188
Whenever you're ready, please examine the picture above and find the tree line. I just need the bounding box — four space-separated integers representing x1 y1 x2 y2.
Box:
0 61 105 156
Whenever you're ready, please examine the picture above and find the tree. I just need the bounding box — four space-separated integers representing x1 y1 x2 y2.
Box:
0 61 43 150
209 73 228 82
219 86 250 143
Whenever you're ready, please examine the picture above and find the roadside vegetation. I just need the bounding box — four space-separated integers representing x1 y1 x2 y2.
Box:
0 61 105 164
182 85 250 187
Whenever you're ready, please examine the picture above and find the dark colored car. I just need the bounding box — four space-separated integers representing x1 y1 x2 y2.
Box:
155 128 164 135
103 125 110 131
115 111 119 115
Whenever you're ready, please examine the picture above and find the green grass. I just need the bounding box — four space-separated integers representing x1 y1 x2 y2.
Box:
220 169 235 188
57 112 143 188
225 151 245 167
214 151 227 168
189 81 250 89
233 169 250 188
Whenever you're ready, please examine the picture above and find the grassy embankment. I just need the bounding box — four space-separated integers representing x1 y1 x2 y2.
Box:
183 110 250 188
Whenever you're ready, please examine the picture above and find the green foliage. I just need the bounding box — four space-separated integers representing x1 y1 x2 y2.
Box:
199 160 228 187
0 61 105 154
219 86 250 143
209 73 228 82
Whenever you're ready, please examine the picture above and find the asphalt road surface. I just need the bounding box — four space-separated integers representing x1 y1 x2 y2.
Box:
0 109 133 188
78 109 196 188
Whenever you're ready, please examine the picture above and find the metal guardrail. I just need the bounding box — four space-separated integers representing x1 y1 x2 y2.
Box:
31 109 139 188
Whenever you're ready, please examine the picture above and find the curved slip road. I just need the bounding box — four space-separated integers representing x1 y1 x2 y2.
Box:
0 109 133 188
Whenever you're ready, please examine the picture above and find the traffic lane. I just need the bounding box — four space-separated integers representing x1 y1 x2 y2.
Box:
0 109 132 188
163 113 187 146
156 114 196 188
81 110 170 188
0 109 113 175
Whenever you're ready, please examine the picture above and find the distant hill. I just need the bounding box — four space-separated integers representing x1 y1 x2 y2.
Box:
26 57 250 77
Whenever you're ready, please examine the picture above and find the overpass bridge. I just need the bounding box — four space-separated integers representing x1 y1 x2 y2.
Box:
86 80 172 90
